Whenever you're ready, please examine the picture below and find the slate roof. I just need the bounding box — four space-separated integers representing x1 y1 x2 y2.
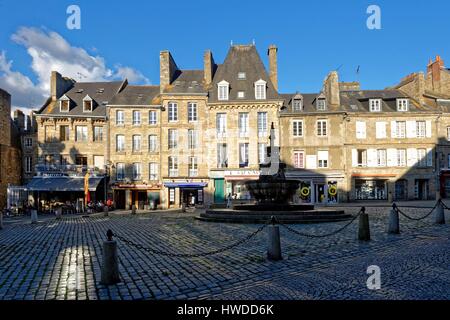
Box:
208 45 282 103
109 85 161 105
281 89 434 114
163 70 207 95
38 81 124 117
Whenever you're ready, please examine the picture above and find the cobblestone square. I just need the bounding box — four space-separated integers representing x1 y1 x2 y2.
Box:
0 202 449 300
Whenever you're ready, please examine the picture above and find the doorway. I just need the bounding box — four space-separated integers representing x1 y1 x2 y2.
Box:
415 180 429 200
316 184 326 204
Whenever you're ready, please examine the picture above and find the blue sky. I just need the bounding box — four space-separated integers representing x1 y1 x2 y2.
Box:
0 0 449 110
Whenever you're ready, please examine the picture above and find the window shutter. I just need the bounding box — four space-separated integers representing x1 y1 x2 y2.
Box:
352 149 358 167
407 148 417 167
406 121 416 138
387 149 397 167
376 122 386 139
367 149 377 167
306 155 317 169
426 148 433 167
356 121 366 139
426 120 432 138
391 121 397 138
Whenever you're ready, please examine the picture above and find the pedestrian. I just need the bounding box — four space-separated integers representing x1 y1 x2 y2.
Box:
226 193 232 209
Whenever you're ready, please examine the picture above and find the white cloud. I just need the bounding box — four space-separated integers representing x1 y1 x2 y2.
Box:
0 26 150 111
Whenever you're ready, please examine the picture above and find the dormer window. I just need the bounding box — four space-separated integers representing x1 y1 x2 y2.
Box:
369 99 382 112
218 80 229 101
59 95 70 112
238 72 246 80
316 97 327 111
83 95 93 112
292 94 303 111
255 79 267 100
397 98 409 112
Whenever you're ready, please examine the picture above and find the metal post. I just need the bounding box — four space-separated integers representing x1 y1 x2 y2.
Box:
103 205 109 217
100 230 121 285
434 199 445 225
358 207 371 241
388 204 400 234
31 209 38 224
267 216 282 261
55 207 62 220
0 210 3 230
131 204 136 215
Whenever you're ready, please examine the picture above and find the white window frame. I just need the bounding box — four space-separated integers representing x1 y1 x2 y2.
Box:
216 113 227 138
132 110 141 126
168 129 178 149
293 151 305 169
149 163 159 181
168 156 178 177
93 126 103 142
149 110 157 125
59 96 70 112
116 163 125 180
217 143 228 168
397 149 407 167
397 99 409 112
317 98 327 111
369 99 382 112
293 99 303 111
237 72 246 80
237 91 245 99
239 143 249 168
116 110 124 125
132 163 142 181
292 120 303 137
218 80 229 101
317 119 328 137
417 149 427 167
238 113 249 137
396 121 406 139
132 135 141 152
258 143 267 165
148 135 158 152
416 121 426 138
188 102 198 122
188 129 198 149
377 149 387 167
257 112 268 137
168 102 178 122
75 126 88 142
25 156 32 173
25 138 33 147
255 79 267 100
83 95 93 113
116 135 125 152
318 150 329 168
189 157 198 177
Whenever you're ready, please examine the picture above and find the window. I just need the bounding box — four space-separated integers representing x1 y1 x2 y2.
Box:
317 120 327 136
216 113 227 137
132 163 142 180
116 135 125 152
218 81 229 101
255 80 266 100
237 91 245 99
25 138 33 147
417 149 427 167
357 150 367 167
168 129 178 149
132 135 141 152
75 155 87 166
189 157 198 177
148 135 158 152
94 126 103 142
293 151 305 169
44 126 54 142
168 102 178 122
397 99 409 112
416 121 426 138
60 155 69 166
25 157 32 173
257 112 268 137
397 149 407 167
396 121 406 138
60 126 70 142
377 149 387 167
293 98 303 111
188 129 198 149
75 126 88 142
116 163 125 180
60 99 70 112
369 99 382 112
83 96 93 112
188 102 198 122
238 72 246 80
239 113 249 137
132 111 141 125
239 143 249 168
149 111 157 125
318 151 329 168
258 143 267 165
292 120 303 137
149 163 158 181
356 121 366 139
116 110 124 125
168 157 178 177
317 98 327 111
217 143 228 168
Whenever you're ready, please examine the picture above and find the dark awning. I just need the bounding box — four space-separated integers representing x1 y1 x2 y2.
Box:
164 182 207 188
27 177 103 192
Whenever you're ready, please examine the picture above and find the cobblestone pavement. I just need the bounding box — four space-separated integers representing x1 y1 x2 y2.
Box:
0 202 449 300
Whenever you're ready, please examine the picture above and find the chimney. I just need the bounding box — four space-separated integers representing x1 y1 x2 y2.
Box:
427 55 445 92
323 71 340 107
204 50 215 88
51 71 75 101
160 50 179 94
268 45 278 91
13 109 25 132
339 82 360 91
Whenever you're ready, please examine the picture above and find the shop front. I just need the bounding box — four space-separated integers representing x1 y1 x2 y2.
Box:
164 181 208 208
224 170 261 201
286 171 344 204
112 183 161 210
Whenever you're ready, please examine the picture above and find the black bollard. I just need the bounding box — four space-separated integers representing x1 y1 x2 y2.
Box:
434 200 445 225
358 207 371 241
100 230 121 285
267 216 282 261
388 204 400 234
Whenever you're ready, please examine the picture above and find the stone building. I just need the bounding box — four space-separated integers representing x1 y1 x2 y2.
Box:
0 88 22 209
13 110 38 184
